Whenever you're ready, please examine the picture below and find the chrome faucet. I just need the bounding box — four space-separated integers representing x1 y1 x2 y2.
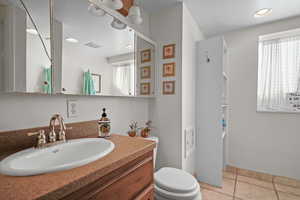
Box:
28 114 71 148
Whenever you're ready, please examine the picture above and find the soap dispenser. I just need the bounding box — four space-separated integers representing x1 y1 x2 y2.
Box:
98 108 111 138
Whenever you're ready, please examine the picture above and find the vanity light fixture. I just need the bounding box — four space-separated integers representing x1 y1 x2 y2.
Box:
26 28 38 35
65 37 79 43
111 18 127 30
254 8 272 18
88 3 106 16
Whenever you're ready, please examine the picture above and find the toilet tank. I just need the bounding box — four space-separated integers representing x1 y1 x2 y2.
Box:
144 136 159 168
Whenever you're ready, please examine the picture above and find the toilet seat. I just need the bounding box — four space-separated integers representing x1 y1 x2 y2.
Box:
154 167 201 200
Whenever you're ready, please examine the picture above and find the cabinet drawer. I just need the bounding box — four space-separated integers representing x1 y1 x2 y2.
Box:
90 159 153 200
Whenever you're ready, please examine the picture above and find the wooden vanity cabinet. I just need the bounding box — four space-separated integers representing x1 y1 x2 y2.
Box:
62 151 154 200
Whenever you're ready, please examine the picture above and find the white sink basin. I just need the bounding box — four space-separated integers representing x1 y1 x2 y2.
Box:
0 138 115 176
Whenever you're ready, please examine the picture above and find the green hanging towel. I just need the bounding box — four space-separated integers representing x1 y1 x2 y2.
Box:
42 68 52 94
83 70 96 95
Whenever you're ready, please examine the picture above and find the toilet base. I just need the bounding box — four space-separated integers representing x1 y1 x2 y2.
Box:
154 192 202 200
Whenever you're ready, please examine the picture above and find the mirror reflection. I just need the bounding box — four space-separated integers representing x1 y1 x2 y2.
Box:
53 0 155 97
0 0 51 94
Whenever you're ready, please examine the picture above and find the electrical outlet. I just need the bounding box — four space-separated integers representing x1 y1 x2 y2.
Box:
67 99 78 118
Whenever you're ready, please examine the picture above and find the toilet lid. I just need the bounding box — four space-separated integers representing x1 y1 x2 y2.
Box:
155 183 200 200
154 167 198 194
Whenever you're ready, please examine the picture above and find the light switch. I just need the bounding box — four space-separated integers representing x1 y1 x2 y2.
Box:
67 99 78 118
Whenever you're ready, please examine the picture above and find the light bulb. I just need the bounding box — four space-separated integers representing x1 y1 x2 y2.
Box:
88 3 106 16
128 6 141 17
128 5 143 25
106 0 123 10
111 18 127 30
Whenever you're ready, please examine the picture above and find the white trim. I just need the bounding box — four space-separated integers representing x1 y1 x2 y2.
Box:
259 28 300 41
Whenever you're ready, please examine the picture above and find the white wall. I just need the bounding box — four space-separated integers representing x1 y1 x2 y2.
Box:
224 16 300 179
181 3 205 174
0 93 149 133
149 2 183 170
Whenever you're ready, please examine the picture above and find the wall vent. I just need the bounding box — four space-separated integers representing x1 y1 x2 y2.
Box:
84 42 102 49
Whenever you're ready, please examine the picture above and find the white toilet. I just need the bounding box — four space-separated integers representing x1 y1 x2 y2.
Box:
145 137 202 200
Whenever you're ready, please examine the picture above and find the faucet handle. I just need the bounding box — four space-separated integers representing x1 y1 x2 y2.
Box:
58 127 72 142
27 130 47 148
27 130 45 137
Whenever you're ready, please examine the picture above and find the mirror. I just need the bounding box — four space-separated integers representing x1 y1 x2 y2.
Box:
0 0 51 94
52 0 155 97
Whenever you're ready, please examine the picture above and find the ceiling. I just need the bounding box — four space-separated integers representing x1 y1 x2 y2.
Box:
142 0 300 36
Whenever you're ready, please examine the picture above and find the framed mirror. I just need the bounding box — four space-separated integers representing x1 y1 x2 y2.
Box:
52 0 156 97
0 0 51 94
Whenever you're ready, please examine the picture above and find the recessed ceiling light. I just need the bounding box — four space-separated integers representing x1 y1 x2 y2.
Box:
26 28 38 35
254 8 272 18
65 37 79 43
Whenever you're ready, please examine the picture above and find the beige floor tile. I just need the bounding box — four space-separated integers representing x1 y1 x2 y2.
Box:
224 171 236 180
199 178 235 196
278 192 300 200
276 184 300 196
237 168 273 182
225 166 237 173
235 181 277 200
237 175 274 189
274 176 300 188
202 189 234 200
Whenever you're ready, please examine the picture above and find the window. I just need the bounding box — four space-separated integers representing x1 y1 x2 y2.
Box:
257 29 300 112
112 63 135 96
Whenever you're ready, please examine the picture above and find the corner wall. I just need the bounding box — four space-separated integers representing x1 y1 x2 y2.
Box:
149 2 205 174
181 4 205 174
149 2 183 169
224 16 300 179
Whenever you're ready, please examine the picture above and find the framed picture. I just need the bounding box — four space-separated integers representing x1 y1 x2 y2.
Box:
92 73 101 93
140 83 151 95
163 81 175 95
163 62 176 77
141 66 151 79
141 49 151 63
163 44 176 59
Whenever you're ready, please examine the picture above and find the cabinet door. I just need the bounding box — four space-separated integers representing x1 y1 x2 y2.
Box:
134 185 154 200
62 151 154 200
90 160 153 200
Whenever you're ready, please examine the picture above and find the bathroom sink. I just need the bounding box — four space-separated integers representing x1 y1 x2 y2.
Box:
0 138 115 176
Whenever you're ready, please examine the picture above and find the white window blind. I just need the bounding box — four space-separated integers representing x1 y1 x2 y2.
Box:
257 30 300 112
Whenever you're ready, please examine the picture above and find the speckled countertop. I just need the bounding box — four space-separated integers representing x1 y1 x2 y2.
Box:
0 134 155 200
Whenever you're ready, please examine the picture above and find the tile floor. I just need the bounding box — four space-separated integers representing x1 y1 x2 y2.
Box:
199 169 300 200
